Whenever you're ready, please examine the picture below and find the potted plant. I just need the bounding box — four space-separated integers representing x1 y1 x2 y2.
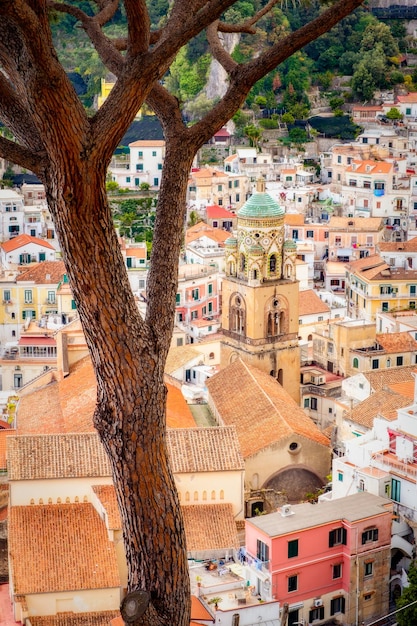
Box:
208 597 223 610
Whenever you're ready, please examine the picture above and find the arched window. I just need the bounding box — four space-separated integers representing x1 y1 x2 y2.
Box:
202 490 207 501
209 352 215 360
185 491 190 502
269 254 277 273
220 490 224 500
194 491 198 501
211 490 216 500
240 253 246 272
232 615 240 626
353 357 359 369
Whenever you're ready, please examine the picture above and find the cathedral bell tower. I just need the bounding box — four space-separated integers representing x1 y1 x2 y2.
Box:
221 179 300 402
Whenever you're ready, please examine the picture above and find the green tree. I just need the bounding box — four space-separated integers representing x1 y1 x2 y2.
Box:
396 561 417 626
0 1 365 624
386 107 403 120
360 20 399 57
244 123 262 149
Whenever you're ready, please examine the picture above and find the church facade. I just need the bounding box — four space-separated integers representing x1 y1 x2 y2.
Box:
221 179 300 402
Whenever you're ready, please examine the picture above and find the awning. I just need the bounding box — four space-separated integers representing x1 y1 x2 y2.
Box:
19 336 56 346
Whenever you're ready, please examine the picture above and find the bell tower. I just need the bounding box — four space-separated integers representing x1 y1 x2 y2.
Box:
221 179 300 402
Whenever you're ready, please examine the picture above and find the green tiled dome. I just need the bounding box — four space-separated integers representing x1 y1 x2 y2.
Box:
283 239 297 249
238 191 284 218
225 236 237 246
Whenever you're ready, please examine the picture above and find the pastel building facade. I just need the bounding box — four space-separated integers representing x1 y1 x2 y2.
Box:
244 493 392 626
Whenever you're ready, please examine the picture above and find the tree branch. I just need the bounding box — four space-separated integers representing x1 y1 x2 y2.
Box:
0 136 47 174
124 0 150 58
207 21 238 74
218 0 282 34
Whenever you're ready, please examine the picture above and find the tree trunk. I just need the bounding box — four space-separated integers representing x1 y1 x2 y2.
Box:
42 146 192 625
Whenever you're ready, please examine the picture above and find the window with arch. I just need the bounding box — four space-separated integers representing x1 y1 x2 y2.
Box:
185 491 190 502
269 254 277 274
209 352 215 360
232 615 240 626
353 357 359 368
194 491 198 501
230 295 246 335
202 491 207 501
220 490 224 500
267 299 287 337
228 261 236 275
211 490 216 500
240 253 246 272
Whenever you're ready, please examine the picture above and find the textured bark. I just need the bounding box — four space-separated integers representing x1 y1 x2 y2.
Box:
0 2 365 624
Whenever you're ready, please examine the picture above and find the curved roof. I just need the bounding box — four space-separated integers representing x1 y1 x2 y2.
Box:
238 190 284 219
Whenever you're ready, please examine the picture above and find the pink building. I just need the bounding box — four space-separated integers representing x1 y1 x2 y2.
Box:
244 492 392 626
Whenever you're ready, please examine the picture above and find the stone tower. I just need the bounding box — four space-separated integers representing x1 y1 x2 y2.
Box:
221 179 300 402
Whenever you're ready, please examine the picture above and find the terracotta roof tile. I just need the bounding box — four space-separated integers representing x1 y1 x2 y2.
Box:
206 359 329 457
16 261 66 283
299 290 330 316
378 237 417 253
328 216 384 230
182 503 240 552
284 214 304 226
9 503 121 594
29 612 121 626
185 222 230 245
16 355 195 434
350 388 411 428
92 485 121 529
0 428 16 470
191 596 213 621
128 140 165 147
345 160 392 175
376 332 417 353
165 346 201 375
7 432 111 481
206 205 236 219
166 426 244 473
363 365 417 391
1 233 55 253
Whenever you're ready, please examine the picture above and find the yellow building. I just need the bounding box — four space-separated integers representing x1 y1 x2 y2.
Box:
97 76 153 118
221 179 300 402
346 254 417 322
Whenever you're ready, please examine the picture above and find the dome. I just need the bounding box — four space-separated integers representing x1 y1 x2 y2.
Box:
283 239 297 249
225 236 237 246
238 190 284 219
248 243 264 255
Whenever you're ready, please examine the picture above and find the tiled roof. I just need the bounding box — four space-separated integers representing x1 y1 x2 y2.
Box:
0 428 16 470
16 355 195 434
166 426 244 473
284 213 304 226
328 216 384 230
185 222 230 245
378 237 417 252
7 433 111 481
29 612 121 626
345 160 392 175
165 345 201 375
2 233 55 253
191 596 213 621
299 289 330 317
9 503 120 594
16 261 66 283
128 140 165 147
376 332 417 353
350 388 410 428
388 380 414 398
92 485 121 529
206 359 329 457
206 205 236 219
363 365 417 391
397 94 417 103
182 503 240 552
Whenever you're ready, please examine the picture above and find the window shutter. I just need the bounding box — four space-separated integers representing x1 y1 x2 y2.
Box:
329 530 335 548
319 606 324 620
362 532 366 545
342 528 347 545
330 599 335 615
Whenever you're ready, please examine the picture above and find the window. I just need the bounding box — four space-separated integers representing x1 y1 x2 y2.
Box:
153 178 159 186
176 293 180 304
382 302 388 312
304 398 310 408
310 397 317 411
397 356 403 366
257 539 269 563
307 230 314 238
24 290 33 304
337 155 342 163
218 185 222 192
309 606 324 623
362 528 378 544
292 230 298 239
338 471 343 482
136 163 143 171
288 575 297 592
364 561 373 577
47 290 56 304
71 299 77 310
208 283 213 295
406 107 412 115
158 163 162 170
14 373 23 388
374 182 385 190
138 151 143 158
208 301 213 313
191 311 198 320
329 527 347 547
330 597 345 615
392 478 401 502
192 288 199 300
3 290 11 302
333 564 342 579
288 539 298 558
411 285 417 296
152 151 157 157
372 359 379 370
358 479 365 492
234 180 239 188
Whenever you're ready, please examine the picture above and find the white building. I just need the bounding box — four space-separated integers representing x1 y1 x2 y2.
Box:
109 139 165 189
